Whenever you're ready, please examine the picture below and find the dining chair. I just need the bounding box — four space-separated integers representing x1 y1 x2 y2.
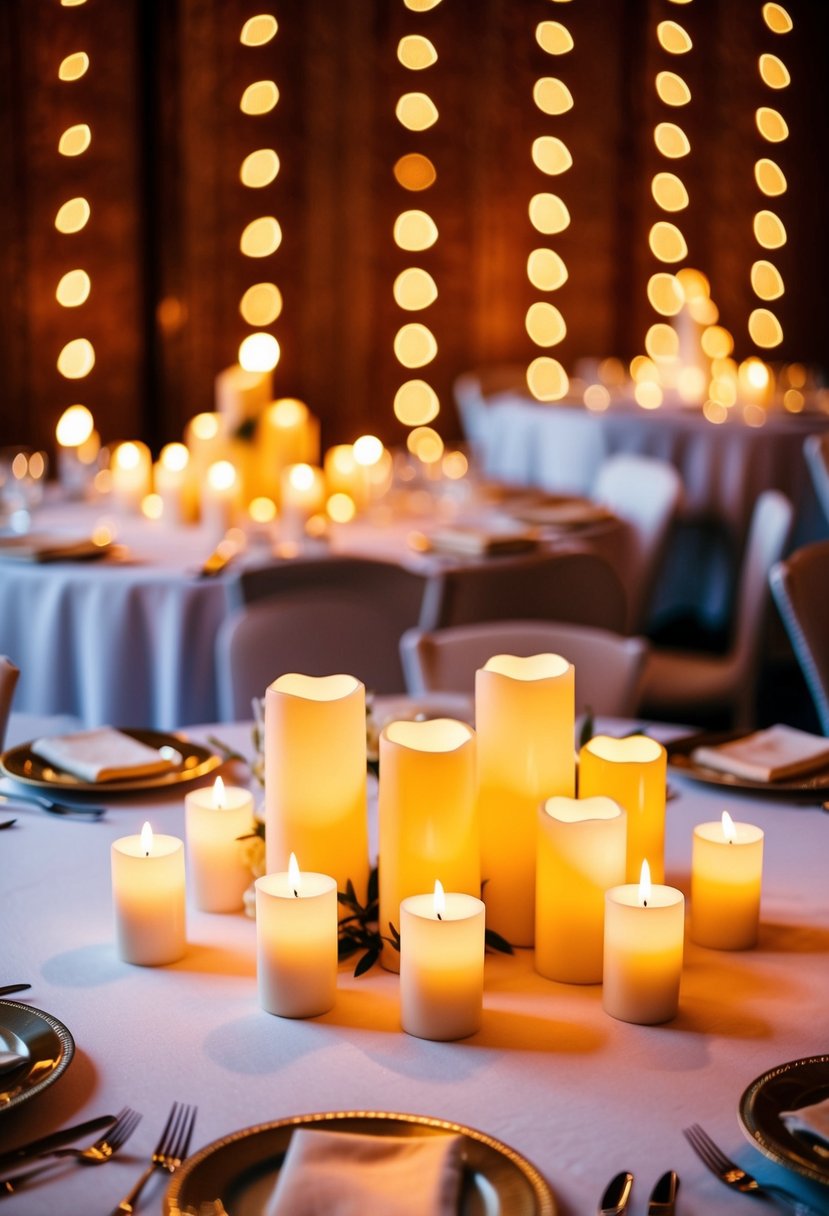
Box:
637 489 794 729
770 540 829 735
453 364 527 459
804 434 829 526
591 453 683 632
400 620 648 716
0 656 19 749
215 586 421 719
225 554 426 618
418 549 628 634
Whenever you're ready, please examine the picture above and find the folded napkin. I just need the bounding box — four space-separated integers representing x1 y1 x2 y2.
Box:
265 1128 464 1216
0 534 109 563
691 724 829 783
0 1050 28 1076
429 525 538 557
780 1097 829 1153
31 728 175 783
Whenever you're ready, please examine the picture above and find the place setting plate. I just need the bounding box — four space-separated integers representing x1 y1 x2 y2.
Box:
0 729 221 795
739 1055 829 1187
666 731 829 796
165 1111 556 1216
0 1000 74 1112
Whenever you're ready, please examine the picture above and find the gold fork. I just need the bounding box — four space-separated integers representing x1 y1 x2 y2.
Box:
109 1100 197 1215
0 1107 142 1195
684 1124 821 1216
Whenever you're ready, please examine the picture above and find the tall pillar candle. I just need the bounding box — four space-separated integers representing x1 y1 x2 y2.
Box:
476 654 575 946
154 442 198 525
378 718 478 973
111 822 186 965
185 777 254 913
256 855 338 1017
265 673 369 902
280 463 326 538
603 862 684 1024
110 441 152 514
324 445 370 509
400 883 485 1041
579 735 667 883
691 811 764 949
259 399 320 500
536 795 627 983
201 460 241 544
215 364 272 432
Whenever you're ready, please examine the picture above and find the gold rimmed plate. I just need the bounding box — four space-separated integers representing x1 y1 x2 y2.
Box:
667 731 829 796
0 1001 74 1112
0 729 221 795
165 1111 555 1216
739 1056 829 1187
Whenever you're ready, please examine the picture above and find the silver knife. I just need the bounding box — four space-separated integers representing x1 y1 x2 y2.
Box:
599 1171 634 1215
0 1115 115 1169
647 1170 679 1216
0 985 30 998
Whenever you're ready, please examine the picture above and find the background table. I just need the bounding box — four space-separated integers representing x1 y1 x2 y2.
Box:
1 716 827 1216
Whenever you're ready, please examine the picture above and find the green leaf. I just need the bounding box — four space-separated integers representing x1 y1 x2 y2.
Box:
387 921 400 947
337 889 361 912
354 948 379 977
206 735 249 765
485 927 514 955
367 865 379 904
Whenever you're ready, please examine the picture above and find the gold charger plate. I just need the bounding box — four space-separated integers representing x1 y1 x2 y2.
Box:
0 729 221 795
165 1111 555 1216
666 731 829 797
0 1001 74 1112
739 1056 829 1187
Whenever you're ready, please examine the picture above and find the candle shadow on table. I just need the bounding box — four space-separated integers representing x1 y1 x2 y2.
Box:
471 1008 606 1054
168 943 256 977
755 921 829 954
203 1014 330 1075
42 944 126 987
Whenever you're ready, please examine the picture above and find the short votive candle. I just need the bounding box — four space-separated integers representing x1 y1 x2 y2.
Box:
255 858 338 1018
111 823 186 966
579 734 667 883
185 777 254 913
603 863 684 1025
691 812 764 950
400 884 485 1041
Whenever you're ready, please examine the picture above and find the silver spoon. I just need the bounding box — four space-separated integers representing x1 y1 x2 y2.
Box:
0 792 105 819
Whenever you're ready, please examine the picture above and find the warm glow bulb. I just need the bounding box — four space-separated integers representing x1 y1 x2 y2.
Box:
528 193 570 235
393 268 437 311
240 282 283 326
394 380 439 426
207 461 237 492
531 136 572 176
238 332 280 372
759 53 791 90
533 78 574 115
657 21 692 54
535 21 574 55
240 217 282 258
396 92 438 131
58 52 90 82
58 123 91 157
116 443 141 472
55 197 91 234
56 405 94 447
397 34 438 71
353 435 383 466
289 463 315 492
527 357 569 402
240 80 279 115
240 148 280 189
393 210 438 251
240 14 278 47
394 323 437 368
160 442 189 472
56 269 91 308
527 248 568 291
648 222 687 264
57 338 95 379
654 122 690 158
393 153 437 192
407 427 444 464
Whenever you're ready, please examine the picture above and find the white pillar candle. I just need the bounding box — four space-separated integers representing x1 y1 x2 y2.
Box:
256 854 338 1018
154 443 197 525
111 822 186 965
603 861 684 1025
258 399 320 500
265 673 369 903
324 445 370 509
378 718 479 973
536 795 627 984
201 460 241 543
185 776 254 913
215 363 272 432
691 811 764 950
579 735 667 883
400 882 485 1041
280 463 326 537
110 441 152 514
476 653 575 947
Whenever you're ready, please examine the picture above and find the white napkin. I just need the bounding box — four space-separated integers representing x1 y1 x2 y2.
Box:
31 728 175 782
781 1097 829 1151
429 525 538 557
265 1128 464 1216
0 1050 27 1076
691 724 829 783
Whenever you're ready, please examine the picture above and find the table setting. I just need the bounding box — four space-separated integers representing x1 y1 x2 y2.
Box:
1 658 828 1216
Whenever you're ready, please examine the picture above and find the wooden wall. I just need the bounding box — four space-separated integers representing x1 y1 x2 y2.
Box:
0 0 826 456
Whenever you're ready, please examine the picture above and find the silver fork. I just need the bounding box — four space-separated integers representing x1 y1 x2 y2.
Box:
684 1124 822 1216
109 1101 197 1215
0 1107 142 1195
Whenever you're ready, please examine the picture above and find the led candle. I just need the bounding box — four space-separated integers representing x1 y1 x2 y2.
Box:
579 735 667 883
691 811 764 950
256 853 338 1017
378 718 479 973
280 463 326 538
110 441 152 514
154 442 197 525
111 822 186 965
184 776 254 913
603 861 684 1024
536 795 627 983
265 673 369 903
201 460 240 543
400 881 485 1041
215 363 272 432
259 399 320 499
476 654 574 946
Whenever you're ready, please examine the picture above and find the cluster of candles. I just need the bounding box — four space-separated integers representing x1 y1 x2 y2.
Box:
110 656 764 1041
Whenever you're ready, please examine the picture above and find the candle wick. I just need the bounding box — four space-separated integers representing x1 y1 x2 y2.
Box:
436 912 443 921
293 888 298 899
643 899 648 908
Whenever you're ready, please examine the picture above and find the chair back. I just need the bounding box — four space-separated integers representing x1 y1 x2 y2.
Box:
401 620 648 716
0 656 20 749
419 549 628 633
216 589 415 720
771 540 829 735
227 555 426 619
592 454 682 631
804 434 829 526
732 489 794 673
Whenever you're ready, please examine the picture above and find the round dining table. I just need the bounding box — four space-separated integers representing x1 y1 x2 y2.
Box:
1 713 827 1216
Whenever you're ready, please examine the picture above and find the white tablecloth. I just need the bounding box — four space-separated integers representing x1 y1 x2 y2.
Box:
1 717 828 1216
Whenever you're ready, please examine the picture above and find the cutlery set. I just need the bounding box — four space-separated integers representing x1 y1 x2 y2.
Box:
0 791 106 819
683 1123 823 1216
599 1169 678 1215
0 1100 196 1212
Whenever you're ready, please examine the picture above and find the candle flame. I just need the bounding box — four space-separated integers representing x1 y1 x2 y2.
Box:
638 859 652 907
140 821 153 857
288 851 301 897
433 879 445 920
722 810 737 843
213 775 225 809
